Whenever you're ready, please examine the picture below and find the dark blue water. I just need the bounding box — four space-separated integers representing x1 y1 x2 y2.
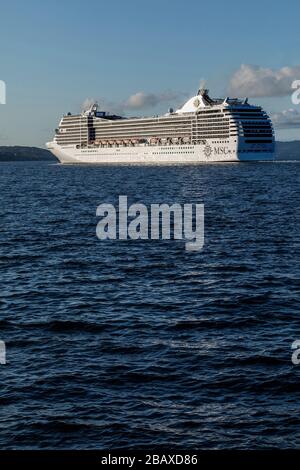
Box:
0 161 299 450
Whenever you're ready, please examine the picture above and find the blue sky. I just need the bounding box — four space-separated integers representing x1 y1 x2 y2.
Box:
0 0 300 146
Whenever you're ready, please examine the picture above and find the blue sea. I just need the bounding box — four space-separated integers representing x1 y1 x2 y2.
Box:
0 161 299 450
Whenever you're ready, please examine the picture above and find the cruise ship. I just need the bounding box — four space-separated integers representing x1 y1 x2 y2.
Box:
46 88 275 164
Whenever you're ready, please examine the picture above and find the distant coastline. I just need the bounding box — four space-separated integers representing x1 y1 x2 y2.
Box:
275 141 300 160
0 146 57 162
0 142 299 162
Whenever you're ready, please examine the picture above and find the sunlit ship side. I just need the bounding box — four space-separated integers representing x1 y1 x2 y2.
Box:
46 88 275 164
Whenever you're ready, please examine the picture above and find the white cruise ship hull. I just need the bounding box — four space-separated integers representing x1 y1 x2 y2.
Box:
46 141 274 164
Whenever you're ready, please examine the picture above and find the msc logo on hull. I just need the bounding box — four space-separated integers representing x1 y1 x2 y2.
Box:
204 145 212 158
204 144 230 158
214 146 230 155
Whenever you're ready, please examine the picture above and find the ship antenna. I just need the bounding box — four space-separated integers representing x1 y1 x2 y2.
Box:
91 101 98 114
83 101 98 116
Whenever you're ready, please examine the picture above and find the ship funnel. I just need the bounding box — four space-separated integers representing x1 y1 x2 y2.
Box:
198 88 214 105
198 87 209 96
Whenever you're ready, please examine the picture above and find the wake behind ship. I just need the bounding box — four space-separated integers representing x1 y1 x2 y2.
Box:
46 87 275 164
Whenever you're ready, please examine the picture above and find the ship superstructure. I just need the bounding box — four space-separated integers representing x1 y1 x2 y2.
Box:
47 88 275 163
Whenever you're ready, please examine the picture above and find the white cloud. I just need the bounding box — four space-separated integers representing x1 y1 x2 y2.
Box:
82 90 187 115
272 108 300 129
124 91 186 109
125 92 160 108
228 64 300 97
